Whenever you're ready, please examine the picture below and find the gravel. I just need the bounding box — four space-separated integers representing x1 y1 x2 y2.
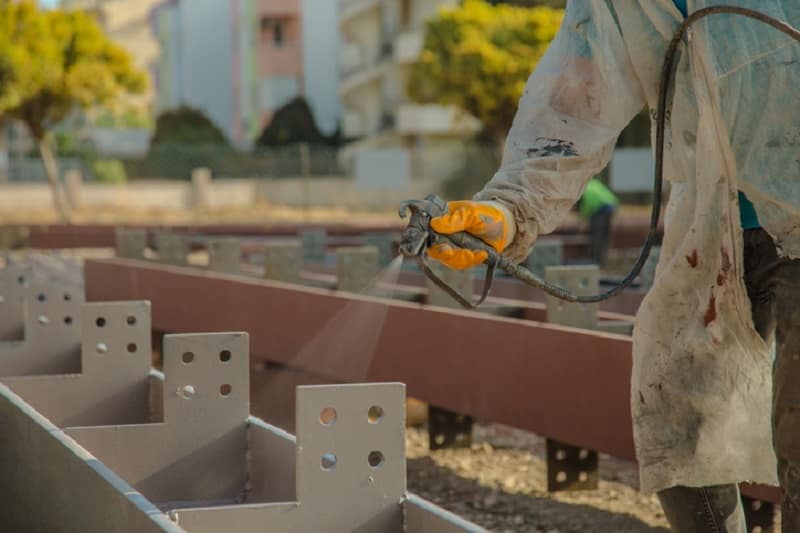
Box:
406 423 670 533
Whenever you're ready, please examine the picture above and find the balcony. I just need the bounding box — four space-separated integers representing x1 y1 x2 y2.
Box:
340 58 387 96
340 43 364 74
396 104 482 136
342 111 366 138
339 0 381 23
393 32 424 64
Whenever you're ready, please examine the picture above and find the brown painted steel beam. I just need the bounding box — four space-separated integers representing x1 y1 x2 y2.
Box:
83 258 778 504
86 258 636 460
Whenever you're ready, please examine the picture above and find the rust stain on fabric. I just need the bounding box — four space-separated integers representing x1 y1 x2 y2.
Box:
686 249 699 268
717 247 732 286
703 294 717 327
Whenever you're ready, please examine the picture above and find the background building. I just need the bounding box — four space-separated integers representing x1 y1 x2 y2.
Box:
150 0 340 147
339 0 480 183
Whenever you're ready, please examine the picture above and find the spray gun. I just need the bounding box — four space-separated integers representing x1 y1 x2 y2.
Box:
399 7 800 310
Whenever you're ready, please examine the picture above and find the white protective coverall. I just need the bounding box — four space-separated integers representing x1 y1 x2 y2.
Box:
474 0 800 493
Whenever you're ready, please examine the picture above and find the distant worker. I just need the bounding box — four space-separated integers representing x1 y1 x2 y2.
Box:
578 178 618 267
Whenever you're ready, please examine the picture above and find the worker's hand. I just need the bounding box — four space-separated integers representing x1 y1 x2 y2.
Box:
426 201 512 270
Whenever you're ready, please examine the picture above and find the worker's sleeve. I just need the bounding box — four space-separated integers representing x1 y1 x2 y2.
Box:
474 2 645 262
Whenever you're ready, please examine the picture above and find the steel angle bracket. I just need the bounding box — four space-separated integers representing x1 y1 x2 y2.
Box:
0 280 85 376
2 301 152 427
168 383 407 533
65 332 251 506
206 238 242 275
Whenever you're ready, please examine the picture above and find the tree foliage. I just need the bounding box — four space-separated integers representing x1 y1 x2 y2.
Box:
150 106 229 147
408 0 563 142
0 1 146 220
255 97 332 148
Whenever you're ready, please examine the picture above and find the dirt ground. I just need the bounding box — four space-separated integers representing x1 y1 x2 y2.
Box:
406 423 670 533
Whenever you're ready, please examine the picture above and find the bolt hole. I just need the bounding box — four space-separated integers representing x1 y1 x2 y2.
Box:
219 384 232 397
580 278 590 288
368 451 384 468
578 448 590 460
64 316 72 325
17 275 25 285
219 350 231 363
126 315 136 326
127 343 137 353
37 293 46 302
180 385 195 399
38 315 49 325
319 407 337 426
556 471 567 483
96 342 108 355
555 449 567 461
64 293 71 301
181 352 194 364
368 405 384 424
96 317 106 327
321 453 337 471
578 471 589 483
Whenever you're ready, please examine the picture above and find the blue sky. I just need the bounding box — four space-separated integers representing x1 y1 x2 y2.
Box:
39 0 59 8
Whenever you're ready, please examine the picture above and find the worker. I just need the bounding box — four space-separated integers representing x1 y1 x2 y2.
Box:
578 178 618 267
425 2 800 531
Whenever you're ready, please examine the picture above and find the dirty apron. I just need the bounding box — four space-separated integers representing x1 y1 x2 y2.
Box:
474 0 800 493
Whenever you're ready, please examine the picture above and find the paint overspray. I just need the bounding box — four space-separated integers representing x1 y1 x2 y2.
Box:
289 255 405 380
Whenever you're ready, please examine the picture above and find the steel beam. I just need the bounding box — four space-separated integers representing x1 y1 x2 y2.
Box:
85 258 637 460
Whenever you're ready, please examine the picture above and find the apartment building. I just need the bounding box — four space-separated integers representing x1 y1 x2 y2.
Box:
339 0 479 143
151 0 339 147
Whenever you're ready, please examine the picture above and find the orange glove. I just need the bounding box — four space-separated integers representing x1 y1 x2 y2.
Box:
426 201 512 270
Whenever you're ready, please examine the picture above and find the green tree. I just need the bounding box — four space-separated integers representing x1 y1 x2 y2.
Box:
0 1 146 221
255 97 329 148
408 0 563 145
150 106 228 147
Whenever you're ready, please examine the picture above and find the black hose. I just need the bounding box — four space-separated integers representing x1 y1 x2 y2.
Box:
497 6 800 303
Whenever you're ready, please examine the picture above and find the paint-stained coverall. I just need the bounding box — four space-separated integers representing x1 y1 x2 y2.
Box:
430 1 800 530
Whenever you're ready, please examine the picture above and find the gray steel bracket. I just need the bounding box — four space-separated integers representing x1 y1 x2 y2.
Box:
263 241 302 283
154 232 190 266
65 332 251 506
299 230 327 263
526 238 564 276
0 279 85 376
2 301 152 427
170 382 407 533
544 265 599 330
206 237 242 275
116 228 148 260
546 438 598 492
428 405 473 450
336 246 379 293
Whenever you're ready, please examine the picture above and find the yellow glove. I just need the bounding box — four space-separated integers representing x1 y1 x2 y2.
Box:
426 200 512 270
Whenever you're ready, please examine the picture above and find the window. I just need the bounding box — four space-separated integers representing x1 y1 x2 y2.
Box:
260 17 288 47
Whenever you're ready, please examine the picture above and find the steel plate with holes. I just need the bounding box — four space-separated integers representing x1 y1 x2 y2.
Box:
172 383 406 533
3 301 152 427
65 332 250 505
0 281 84 376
